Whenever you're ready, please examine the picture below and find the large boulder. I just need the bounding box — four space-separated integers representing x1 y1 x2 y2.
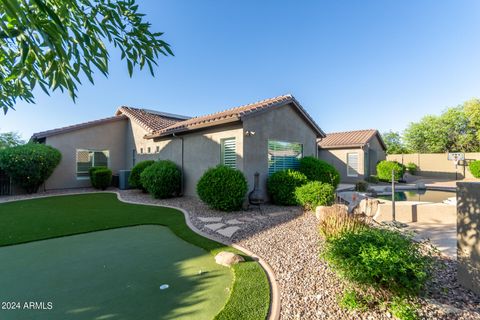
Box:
215 251 244 267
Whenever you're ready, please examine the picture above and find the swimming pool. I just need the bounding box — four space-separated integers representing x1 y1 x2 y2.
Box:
375 189 456 202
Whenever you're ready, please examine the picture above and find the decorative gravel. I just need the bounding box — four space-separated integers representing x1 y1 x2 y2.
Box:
2 188 479 319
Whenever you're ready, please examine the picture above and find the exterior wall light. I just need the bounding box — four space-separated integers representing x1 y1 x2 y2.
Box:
245 130 256 136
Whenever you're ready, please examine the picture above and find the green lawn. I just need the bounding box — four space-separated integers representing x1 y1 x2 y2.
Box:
0 193 270 320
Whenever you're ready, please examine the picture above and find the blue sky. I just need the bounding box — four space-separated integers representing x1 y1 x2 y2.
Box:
3 1 480 140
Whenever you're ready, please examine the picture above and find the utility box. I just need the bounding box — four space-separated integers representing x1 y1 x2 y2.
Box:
118 170 131 190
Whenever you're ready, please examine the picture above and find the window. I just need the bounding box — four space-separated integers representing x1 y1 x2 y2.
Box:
76 149 109 178
147 147 151 154
140 148 143 154
347 152 359 177
221 137 236 168
268 140 303 175
156 146 160 153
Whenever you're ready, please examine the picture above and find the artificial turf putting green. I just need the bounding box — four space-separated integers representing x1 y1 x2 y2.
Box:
0 193 270 320
0 225 232 320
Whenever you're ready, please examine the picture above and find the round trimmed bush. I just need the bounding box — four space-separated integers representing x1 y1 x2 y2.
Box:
129 160 155 191
0 143 61 193
196 165 248 211
295 181 335 210
140 160 181 199
376 160 405 182
267 169 308 205
469 160 480 178
299 156 340 187
405 162 418 175
91 167 112 190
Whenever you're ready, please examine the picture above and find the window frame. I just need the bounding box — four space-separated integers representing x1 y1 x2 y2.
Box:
346 152 359 177
76 149 110 180
267 140 303 175
220 137 237 169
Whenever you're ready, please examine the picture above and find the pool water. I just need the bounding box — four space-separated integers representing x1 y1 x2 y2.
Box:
376 190 456 202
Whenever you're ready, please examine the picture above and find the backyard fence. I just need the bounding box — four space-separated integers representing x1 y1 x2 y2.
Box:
387 152 480 180
0 169 11 196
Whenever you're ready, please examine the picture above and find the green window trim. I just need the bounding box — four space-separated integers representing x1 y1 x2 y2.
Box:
268 140 303 175
221 138 236 169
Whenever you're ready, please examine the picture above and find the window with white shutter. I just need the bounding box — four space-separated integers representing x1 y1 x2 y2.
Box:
268 140 303 175
347 152 359 177
221 138 236 168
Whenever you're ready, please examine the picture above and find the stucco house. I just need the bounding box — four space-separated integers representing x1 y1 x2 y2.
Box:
31 95 325 199
318 129 386 182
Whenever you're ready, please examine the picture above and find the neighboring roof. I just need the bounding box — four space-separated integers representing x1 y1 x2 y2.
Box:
318 129 386 150
31 115 127 141
115 106 190 133
145 94 325 138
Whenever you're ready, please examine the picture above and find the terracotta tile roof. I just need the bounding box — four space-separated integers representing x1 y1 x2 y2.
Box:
31 115 128 140
318 129 386 149
115 106 190 133
146 94 325 138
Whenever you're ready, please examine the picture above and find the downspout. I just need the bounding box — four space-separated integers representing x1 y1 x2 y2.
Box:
173 133 184 195
316 138 322 158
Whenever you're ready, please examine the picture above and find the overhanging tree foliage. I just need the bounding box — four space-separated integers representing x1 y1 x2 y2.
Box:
0 131 24 149
0 0 173 113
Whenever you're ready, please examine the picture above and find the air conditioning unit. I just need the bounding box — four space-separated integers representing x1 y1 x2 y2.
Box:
118 170 131 190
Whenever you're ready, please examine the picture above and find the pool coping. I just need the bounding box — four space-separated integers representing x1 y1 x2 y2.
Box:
0 190 281 320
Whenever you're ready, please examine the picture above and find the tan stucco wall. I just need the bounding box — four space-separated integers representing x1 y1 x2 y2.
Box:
457 182 480 295
243 103 318 199
318 135 386 183
387 153 480 179
318 148 365 183
44 119 128 190
146 124 244 196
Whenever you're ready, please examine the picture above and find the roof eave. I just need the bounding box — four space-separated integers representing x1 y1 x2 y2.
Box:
145 116 241 139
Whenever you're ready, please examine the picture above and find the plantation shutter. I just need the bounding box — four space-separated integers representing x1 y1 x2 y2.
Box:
221 138 236 169
268 140 303 175
347 153 359 177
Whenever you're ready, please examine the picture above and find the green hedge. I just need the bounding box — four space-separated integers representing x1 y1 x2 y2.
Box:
469 160 480 178
267 169 308 205
405 162 418 175
140 160 181 199
295 181 335 210
298 156 340 187
129 160 155 191
197 165 248 211
376 160 405 182
90 167 112 190
0 143 61 193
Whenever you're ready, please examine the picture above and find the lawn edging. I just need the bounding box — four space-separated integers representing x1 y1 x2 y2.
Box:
0 190 280 320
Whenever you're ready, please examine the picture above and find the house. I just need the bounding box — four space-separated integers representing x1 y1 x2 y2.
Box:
318 129 386 182
31 95 325 199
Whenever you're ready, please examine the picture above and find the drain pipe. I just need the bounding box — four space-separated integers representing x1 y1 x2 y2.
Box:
173 133 184 196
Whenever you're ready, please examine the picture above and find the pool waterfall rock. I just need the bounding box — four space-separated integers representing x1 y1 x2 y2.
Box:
215 251 245 267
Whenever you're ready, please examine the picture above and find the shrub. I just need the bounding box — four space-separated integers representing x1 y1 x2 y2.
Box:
338 289 368 311
140 160 181 199
469 160 480 178
389 297 419 320
298 156 340 187
365 175 379 184
355 181 368 192
295 181 335 210
129 160 155 191
196 165 248 211
89 166 106 180
319 205 370 240
0 143 61 193
90 167 112 190
405 162 418 175
267 169 308 205
322 226 434 296
376 160 405 182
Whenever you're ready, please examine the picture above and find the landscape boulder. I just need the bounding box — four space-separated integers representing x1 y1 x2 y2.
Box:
215 251 245 267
